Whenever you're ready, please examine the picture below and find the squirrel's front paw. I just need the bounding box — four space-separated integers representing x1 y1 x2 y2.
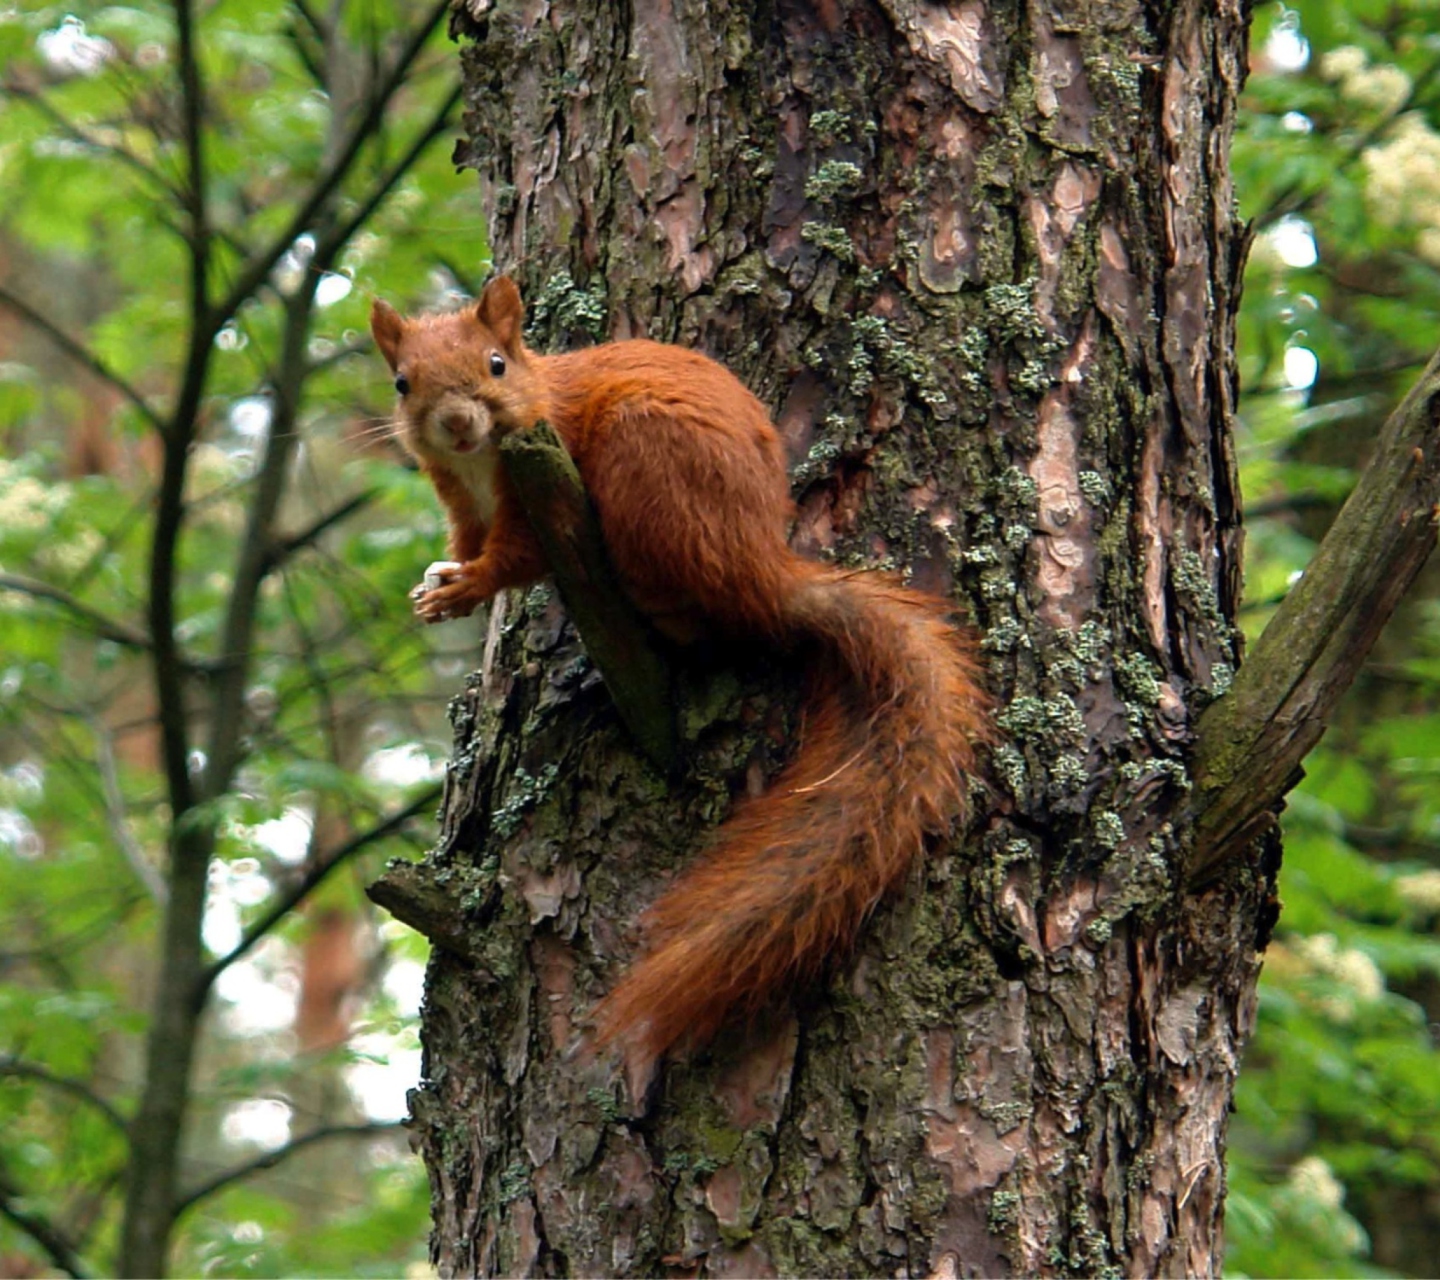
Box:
411 561 479 623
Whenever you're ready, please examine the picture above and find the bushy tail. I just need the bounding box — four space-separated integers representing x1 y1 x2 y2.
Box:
590 563 989 1068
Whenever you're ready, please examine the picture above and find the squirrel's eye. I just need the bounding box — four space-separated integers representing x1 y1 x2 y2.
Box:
394 374 410 396
489 353 506 377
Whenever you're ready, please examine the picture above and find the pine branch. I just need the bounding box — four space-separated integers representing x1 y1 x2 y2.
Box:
499 422 678 773
1190 344 1440 880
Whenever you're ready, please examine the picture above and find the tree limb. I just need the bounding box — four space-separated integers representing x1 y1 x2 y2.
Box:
2 80 184 204
0 1057 129 1136
89 716 168 905
211 0 452 334
499 422 678 773
0 572 153 651
0 1164 89 1278
197 785 442 994
313 80 463 264
1190 344 1440 881
262 488 377 572
171 1123 402 1216
0 287 164 433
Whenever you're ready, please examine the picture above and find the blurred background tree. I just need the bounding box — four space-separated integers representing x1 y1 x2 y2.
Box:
1228 2 1440 1276
0 0 485 1273
0 0 1439 1276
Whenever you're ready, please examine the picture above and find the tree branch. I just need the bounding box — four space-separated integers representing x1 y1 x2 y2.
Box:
0 572 153 651
499 422 678 773
0 1057 129 1136
1190 344 1440 881
262 489 377 572
212 0 452 333
2 80 184 204
172 1123 402 1216
313 80 463 264
0 1164 89 1278
197 786 441 993
204 284 320 799
0 287 164 432
89 716 168 904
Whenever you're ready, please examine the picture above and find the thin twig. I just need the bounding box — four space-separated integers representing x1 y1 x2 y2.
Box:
197 786 442 992
172 1122 403 1215
262 489 378 572
0 287 164 432
0 1056 129 1136
0 1164 90 1278
0 572 153 651
211 0 453 335
88 717 168 905
315 82 463 262
1 80 184 202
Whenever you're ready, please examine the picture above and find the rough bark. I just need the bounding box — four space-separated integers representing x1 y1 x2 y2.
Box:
387 2 1262 1275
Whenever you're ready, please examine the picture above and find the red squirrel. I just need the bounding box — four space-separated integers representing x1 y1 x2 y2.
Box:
371 276 989 1068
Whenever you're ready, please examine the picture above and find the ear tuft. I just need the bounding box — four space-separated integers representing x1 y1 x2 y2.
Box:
370 300 405 371
476 276 525 353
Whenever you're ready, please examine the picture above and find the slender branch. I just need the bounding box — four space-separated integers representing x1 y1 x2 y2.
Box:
0 1057 129 1136
204 283 319 798
198 786 441 992
305 335 373 375
285 21 325 86
89 717 168 904
1190 344 1440 881
292 0 327 43
0 1166 89 1279
0 287 164 432
211 0 452 333
119 4 215 1272
0 572 153 651
2 80 184 203
172 1123 401 1216
313 81 463 263
262 489 377 572
1243 490 1332 520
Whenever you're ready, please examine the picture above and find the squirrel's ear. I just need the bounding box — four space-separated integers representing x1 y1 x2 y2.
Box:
476 276 524 353
370 300 405 371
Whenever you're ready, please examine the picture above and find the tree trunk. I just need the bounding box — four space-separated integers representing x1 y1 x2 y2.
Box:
385 1 1263 1274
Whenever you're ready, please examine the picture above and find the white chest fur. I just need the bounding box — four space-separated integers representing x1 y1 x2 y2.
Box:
447 445 501 528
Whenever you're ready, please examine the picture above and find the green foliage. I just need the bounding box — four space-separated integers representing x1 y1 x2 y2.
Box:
0 0 484 1272
1228 4 1440 1275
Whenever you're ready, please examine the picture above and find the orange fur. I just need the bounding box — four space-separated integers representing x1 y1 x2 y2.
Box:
372 279 990 1067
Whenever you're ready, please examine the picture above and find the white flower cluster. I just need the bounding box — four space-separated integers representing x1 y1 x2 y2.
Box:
1395 867 1440 913
1282 1156 1368 1256
0 459 68 536
1291 932 1386 1022
1286 1155 1346 1210
1319 45 1413 114
1357 112 1440 263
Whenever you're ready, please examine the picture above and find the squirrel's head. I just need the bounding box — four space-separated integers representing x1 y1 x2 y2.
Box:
371 276 544 464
